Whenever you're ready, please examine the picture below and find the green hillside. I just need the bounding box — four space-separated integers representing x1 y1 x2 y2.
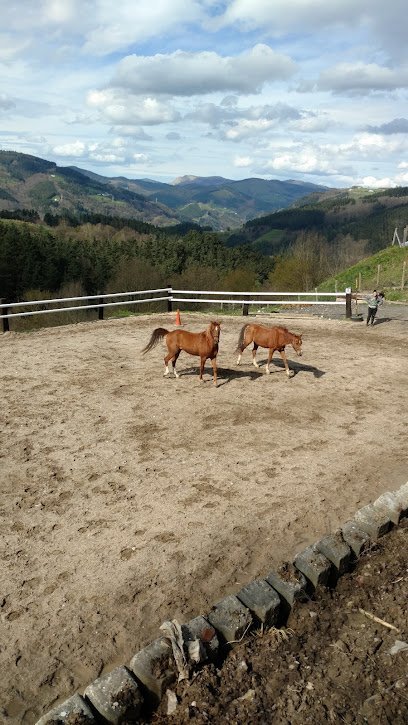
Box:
318 245 408 301
0 151 179 226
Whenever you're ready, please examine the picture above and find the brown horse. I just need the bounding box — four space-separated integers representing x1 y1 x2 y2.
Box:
236 324 302 377
142 321 221 386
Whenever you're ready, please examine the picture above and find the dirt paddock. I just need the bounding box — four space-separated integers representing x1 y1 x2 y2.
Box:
1 311 407 723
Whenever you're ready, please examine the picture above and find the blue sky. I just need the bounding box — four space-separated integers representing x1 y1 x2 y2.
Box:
1 0 408 188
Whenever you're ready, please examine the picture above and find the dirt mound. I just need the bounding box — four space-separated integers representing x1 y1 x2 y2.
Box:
152 522 408 724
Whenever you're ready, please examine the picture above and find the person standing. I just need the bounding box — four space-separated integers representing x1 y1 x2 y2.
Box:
366 290 384 325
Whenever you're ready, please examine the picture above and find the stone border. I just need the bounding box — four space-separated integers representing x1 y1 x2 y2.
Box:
36 482 408 724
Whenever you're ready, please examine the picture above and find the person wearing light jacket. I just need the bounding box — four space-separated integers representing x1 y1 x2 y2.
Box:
366 290 384 326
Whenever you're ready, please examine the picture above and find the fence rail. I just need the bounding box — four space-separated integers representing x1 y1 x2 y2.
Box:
0 287 354 332
172 290 345 305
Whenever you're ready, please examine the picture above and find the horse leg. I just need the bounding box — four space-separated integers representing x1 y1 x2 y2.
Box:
164 345 178 376
265 348 274 374
251 343 260 368
279 349 292 377
236 345 246 365
172 350 181 378
236 332 250 365
210 357 217 387
199 356 206 382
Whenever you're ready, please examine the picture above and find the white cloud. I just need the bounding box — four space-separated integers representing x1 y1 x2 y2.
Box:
50 138 150 166
396 171 408 184
226 119 276 140
87 90 180 125
334 133 408 158
210 0 408 64
187 100 301 128
52 140 86 156
83 0 202 56
317 62 408 94
210 0 360 33
1 1 203 57
133 153 149 163
263 149 336 176
43 0 80 25
290 115 334 133
360 176 396 188
112 45 296 96
234 155 252 167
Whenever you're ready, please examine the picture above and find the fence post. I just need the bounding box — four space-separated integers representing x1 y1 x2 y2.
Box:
1 300 10 333
242 294 249 316
401 261 406 291
97 298 104 320
167 285 173 313
345 288 352 319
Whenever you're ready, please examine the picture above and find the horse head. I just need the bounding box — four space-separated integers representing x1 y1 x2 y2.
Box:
291 333 303 356
209 321 221 344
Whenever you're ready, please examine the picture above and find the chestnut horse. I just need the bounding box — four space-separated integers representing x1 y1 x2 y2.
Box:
236 324 302 377
142 321 221 386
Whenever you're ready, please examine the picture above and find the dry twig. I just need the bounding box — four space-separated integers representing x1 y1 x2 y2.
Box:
358 608 400 632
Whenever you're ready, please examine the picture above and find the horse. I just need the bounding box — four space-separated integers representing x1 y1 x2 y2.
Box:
142 321 221 386
236 323 302 377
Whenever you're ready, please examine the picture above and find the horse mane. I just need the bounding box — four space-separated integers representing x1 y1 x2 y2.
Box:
141 327 169 354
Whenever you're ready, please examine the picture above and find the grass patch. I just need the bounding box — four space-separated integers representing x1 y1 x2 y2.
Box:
318 246 408 294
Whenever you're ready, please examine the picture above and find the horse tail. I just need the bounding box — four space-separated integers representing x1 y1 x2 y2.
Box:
141 328 169 354
236 324 250 352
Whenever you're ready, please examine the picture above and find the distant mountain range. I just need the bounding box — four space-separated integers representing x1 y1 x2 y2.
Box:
0 150 330 230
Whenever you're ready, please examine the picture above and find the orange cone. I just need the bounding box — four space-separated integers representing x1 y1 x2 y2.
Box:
175 309 182 326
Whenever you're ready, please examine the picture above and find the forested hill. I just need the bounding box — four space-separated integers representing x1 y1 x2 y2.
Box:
0 216 274 303
223 186 408 256
0 150 328 230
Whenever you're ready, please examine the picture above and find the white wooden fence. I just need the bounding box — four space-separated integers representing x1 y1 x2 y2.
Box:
0 287 354 332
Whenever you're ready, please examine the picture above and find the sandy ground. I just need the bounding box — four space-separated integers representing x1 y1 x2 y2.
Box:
1 310 407 723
